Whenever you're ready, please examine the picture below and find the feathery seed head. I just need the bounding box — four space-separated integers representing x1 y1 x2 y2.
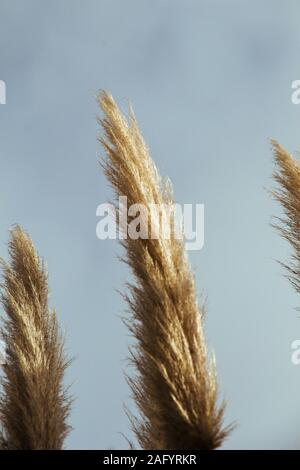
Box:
0 225 72 449
97 91 232 450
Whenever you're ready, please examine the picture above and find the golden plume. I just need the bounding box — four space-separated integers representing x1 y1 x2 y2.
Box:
271 140 300 293
0 226 71 449
97 91 232 450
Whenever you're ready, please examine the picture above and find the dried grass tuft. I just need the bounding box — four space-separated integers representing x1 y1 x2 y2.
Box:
0 225 72 449
97 91 232 450
271 140 300 294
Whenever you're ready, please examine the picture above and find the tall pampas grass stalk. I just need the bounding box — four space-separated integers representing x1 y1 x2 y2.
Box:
271 140 300 293
97 91 231 450
0 226 71 449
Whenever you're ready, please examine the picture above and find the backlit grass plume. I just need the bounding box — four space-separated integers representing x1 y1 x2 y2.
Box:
0 226 71 449
271 140 300 293
97 91 231 450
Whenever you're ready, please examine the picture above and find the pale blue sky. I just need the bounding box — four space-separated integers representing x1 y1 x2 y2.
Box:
1 0 300 449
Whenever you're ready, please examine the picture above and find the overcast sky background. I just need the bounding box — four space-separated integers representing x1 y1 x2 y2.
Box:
1 0 300 449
